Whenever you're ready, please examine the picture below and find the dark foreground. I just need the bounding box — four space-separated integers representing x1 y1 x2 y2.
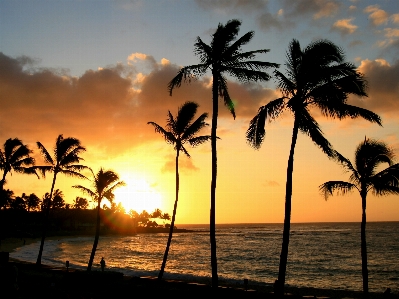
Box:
0 259 397 299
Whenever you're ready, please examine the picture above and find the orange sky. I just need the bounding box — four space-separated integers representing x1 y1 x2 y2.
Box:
1 52 398 224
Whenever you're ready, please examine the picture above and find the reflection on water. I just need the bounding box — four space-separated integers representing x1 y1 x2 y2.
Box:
11 222 399 292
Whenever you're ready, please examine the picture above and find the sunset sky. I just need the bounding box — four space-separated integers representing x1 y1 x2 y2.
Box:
0 0 398 224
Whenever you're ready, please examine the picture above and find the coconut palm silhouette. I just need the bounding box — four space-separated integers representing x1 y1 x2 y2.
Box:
148 101 210 280
320 138 399 297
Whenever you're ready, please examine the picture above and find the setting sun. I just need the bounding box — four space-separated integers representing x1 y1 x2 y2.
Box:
114 175 163 214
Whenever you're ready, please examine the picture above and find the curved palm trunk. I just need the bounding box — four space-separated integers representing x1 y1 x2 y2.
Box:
0 171 7 191
158 149 180 280
276 119 299 296
210 70 219 288
87 200 102 271
360 190 369 298
36 172 57 266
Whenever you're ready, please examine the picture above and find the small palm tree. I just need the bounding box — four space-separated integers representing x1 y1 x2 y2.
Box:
73 168 125 271
246 39 382 295
320 138 399 297
25 193 41 212
0 138 37 190
35 134 87 266
168 20 278 287
148 101 211 280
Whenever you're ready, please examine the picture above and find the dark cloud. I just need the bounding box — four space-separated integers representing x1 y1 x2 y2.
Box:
350 59 399 117
0 52 277 159
194 0 266 14
281 0 340 19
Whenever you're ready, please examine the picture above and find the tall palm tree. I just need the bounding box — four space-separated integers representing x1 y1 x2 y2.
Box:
0 138 37 190
148 101 211 280
73 168 125 271
320 138 399 297
246 39 382 295
35 134 87 266
168 19 278 287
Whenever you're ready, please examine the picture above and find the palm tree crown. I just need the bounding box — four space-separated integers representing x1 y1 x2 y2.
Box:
148 101 211 156
320 138 399 296
73 168 125 271
246 39 382 295
169 19 278 288
0 138 37 189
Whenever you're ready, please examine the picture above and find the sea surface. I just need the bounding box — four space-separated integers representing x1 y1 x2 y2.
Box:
10 222 399 293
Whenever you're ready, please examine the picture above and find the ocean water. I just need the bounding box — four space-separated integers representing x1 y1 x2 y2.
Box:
10 222 399 293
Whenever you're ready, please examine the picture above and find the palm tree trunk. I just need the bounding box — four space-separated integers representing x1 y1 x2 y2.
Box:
36 172 57 266
0 170 7 191
210 70 219 288
158 149 180 280
361 191 368 298
276 118 299 296
87 200 101 271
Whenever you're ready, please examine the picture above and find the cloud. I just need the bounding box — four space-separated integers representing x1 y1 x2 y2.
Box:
257 11 291 31
350 59 399 117
391 14 399 24
262 180 280 187
364 5 389 26
332 18 358 35
194 0 266 14
161 155 200 173
0 52 277 161
282 0 340 19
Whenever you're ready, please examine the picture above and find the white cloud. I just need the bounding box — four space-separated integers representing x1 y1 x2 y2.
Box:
364 5 389 26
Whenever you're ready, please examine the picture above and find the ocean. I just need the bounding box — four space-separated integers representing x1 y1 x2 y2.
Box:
10 222 399 293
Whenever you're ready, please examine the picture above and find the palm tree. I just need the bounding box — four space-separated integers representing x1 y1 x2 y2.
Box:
35 134 87 266
25 193 41 212
168 19 278 287
148 101 211 280
320 138 399 297
73 168 125 271
246 39 382 295
0 138 37 190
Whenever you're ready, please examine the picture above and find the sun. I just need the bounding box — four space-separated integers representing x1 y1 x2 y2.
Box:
114 176 163 214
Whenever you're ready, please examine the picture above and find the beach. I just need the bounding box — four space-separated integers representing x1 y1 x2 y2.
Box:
1 236 397 299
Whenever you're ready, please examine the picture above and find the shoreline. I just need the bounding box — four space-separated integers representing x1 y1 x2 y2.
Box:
1 237 396 299
1 258 393 299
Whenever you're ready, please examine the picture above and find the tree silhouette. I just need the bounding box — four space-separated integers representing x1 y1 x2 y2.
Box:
52 189 65 209
35 134 87 266
320 138 399 297
168 20 278 287
73 197 89 209
73 168 125 271
0 138 37 190
148 101 211 280
246 39 381 295
25 193 41 212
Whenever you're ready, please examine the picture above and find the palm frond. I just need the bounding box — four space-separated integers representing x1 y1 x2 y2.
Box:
189 135 212 147
296 108 335 158
148 122 177 145
37 142 54 165
333 150 359 180
35 165 53 178
274 70 296 96
72 185 97 199
246 97 286 148
194 37 212 64
59 169 88 180
179 144 190 158
224 31 254 58
168 64 209 95
369 163 399 195
224 66 274 82
176 101 198 134
182 112 209 141
319 181 357 200
218 76 236 119
230 49 273 62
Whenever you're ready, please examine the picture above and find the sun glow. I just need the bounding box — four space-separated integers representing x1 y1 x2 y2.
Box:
114 175 163 214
